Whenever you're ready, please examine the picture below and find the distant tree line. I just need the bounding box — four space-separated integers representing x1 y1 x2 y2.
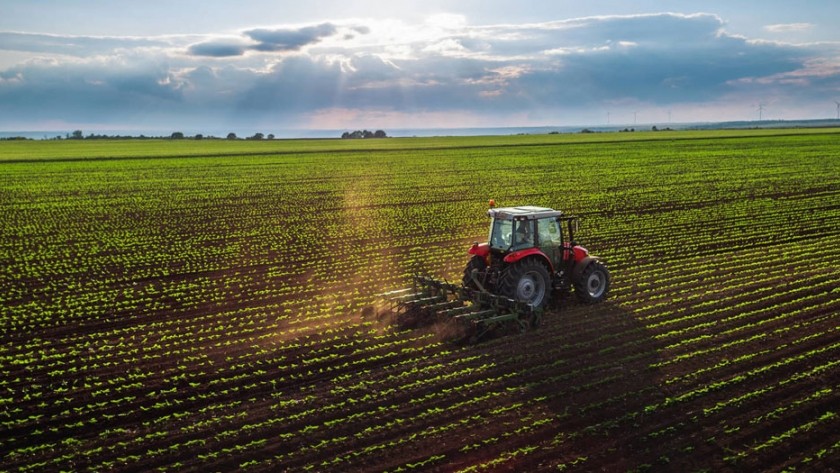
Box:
341 130 387 139
51 130 278 140
5 130 388 141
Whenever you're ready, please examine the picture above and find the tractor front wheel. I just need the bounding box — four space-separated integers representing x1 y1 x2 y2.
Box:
499 258 551 308
574 260 610 303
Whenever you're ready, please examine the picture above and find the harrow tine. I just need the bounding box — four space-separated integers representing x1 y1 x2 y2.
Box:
440 306 477 317
424 300 468 312
452 309 499 321
400 295 446 305
389 291 427 302
378 287 413 297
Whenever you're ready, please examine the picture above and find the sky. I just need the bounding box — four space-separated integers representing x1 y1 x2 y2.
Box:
1 0 840 134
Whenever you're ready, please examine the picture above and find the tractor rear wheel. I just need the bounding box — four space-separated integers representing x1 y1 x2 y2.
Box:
462 255 487 290
498 258 551 308
574 259 610 303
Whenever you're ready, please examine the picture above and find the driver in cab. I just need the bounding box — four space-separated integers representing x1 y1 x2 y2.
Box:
514 221 533 247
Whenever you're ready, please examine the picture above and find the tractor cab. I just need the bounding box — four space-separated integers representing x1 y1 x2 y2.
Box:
486 205 582 271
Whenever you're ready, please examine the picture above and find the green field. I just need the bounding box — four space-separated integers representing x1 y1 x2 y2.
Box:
1 129 839 472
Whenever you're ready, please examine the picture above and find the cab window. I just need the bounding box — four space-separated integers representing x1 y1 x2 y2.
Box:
537 217 563 246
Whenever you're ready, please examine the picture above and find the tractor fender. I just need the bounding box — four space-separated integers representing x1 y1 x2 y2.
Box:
469 242 490 258
503 248 554 273
573 245 590 262
572 256 600 283
562 244 590 262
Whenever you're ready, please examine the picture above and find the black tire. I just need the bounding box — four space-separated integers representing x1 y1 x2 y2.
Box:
462 255 487 290
574 259 610 303
498 258 551 308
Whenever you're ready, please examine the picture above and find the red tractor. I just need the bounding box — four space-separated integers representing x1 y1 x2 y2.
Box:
383 202 610 340
462 203 610 308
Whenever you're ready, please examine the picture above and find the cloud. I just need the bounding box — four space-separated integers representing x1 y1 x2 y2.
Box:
764 23 814 33
246 23 338 52
187 22 348 57
0 31 169 56
0 57 184 126
1 12 838 131
187 40 247 57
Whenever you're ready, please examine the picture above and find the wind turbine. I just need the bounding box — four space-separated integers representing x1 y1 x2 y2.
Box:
835 101 840 120
757 104 765 121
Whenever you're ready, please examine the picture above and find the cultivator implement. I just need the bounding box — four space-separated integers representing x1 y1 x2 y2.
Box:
380 275 543 343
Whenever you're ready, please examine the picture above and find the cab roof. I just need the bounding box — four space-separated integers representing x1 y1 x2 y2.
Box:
488 206 564 220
